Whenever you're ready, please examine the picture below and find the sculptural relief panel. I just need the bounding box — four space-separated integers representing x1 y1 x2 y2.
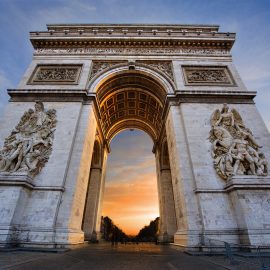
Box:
137 61 174 82
0 102 57 177
182 66 235 86
89 61 127 81
209 104 268 180
28 65 82 84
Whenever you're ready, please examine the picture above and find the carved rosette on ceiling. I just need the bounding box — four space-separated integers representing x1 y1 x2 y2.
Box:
0 102 57 177
183 66 235 86
209 104 268 180
28 65 82 84
99 89 163 141
89 61 127 81
137 61 174 82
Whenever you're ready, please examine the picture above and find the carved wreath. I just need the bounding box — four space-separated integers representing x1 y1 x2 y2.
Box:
209 104 268 180
0 102 57 177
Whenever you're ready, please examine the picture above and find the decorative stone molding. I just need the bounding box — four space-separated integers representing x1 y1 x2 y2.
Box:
34 47 230 56
89 61 127 81
99 88 163 141
28 65 82 85
0 172 65 191
0 102 57 177
182 66 235 86
137 61 174 82
224 176 270 192
209 104 268 180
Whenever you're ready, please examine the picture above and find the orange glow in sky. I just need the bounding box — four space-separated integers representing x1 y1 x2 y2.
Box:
102 130 159 235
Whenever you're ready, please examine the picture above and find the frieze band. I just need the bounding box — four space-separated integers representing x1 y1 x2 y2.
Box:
34 47 230 56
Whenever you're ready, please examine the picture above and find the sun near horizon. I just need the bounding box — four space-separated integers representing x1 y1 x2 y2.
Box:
101 129 159 235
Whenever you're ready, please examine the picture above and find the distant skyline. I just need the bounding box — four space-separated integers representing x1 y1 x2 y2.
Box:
0 0 269 235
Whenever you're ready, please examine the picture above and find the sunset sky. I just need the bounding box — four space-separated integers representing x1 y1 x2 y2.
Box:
0 0 270 235
102 130 158 235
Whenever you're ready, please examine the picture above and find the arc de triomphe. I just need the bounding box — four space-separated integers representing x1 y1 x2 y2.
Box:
0 24 269 250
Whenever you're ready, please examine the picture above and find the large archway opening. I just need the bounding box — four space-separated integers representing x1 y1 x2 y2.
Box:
83 66 178 242
102 129 159 237
96 70 167 144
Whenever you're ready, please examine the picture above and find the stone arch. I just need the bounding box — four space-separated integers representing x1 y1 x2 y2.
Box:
88 62 175 95
92 138 102 167
89 65 175 147
82 134 106 241
83 66 180 242
156 136 177 242
160 137 170 169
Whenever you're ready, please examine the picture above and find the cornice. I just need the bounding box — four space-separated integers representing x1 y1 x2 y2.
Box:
46 23 220 32
7 89 256 103
30 24 235 51
30 36 234 51
7 89 91 102
174 90 256 104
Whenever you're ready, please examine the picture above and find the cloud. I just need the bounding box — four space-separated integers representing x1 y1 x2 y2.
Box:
107 157 155 183
106 129 156 182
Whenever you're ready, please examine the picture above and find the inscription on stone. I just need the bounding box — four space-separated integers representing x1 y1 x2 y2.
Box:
183 66 235 86
29 65 82 84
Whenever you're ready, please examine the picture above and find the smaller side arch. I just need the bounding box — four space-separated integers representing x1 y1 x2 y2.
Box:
160 137 170 170
92 138 102 167
155 136 177 242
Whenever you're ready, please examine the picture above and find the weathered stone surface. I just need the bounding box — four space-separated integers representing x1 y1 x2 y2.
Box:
0 102 56 177
0 23 269 250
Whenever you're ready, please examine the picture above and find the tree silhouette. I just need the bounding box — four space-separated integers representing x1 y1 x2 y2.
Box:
101 216 128 242
136 217 159 242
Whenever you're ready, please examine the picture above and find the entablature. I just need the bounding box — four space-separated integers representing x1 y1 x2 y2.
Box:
30 24 235 51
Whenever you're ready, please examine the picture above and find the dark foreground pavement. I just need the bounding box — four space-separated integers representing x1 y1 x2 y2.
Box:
0 243 267 270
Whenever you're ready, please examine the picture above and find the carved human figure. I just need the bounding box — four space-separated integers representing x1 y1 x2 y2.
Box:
0 102 56 177
25 149 42 172
0 143 23 172
210 104 268 180
212 127 233 150
229 138 256 175
235 125 261 148
257 153 268 176
215 104 235 127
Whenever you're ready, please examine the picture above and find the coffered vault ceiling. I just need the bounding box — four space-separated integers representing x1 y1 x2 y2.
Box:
96 72 167 143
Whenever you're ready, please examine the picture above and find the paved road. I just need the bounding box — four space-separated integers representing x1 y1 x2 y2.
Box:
0 243 265 270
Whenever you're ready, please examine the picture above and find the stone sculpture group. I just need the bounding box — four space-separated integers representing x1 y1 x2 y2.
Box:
209 104 268 180
0 102 56 177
